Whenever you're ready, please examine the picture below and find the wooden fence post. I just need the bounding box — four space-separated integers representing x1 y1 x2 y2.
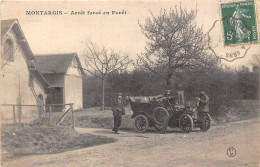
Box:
71 103 75 128
49 105 52 124
13 105 16 124
18 105 22 124
44 105 46 116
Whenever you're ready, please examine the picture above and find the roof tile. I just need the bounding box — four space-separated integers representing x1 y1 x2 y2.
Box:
35 53 76 74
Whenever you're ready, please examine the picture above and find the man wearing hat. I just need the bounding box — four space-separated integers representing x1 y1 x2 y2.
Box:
196 90 209 119
159 89 175 134
112 93 125 134
164 89 175 103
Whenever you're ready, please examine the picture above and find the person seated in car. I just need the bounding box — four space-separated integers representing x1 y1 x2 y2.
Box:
163 89 176 105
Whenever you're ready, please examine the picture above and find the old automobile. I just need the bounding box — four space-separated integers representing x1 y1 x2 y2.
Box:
129 91 211 133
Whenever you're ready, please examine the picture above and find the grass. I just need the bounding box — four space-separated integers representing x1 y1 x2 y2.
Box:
71 100 260 129
52 105 135 130
1 124 116 159
75 107 134 129
2 99 258 159
211 100 260 124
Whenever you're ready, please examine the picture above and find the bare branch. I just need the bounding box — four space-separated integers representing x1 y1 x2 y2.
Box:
137 6 217 87
83 41 131 78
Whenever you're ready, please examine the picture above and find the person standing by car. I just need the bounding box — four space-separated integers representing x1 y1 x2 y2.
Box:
195 90 212 121
160 89 175 134
195 90 213 131
196 90 209 114
112 93 125 134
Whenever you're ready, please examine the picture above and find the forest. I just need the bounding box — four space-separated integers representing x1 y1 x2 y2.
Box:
83 64 259 109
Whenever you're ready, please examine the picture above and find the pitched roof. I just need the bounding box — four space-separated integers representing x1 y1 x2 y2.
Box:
1 19 35 60
35 53 84 75
1 19 16 38
31 70 50 88
1 19 50 88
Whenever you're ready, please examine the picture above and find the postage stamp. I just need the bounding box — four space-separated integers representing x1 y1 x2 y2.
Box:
220 0 258 46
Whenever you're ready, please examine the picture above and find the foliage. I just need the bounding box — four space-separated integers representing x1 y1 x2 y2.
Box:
83 65 259 109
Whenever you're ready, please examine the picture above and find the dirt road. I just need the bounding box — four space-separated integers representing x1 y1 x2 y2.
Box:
2 117 260 167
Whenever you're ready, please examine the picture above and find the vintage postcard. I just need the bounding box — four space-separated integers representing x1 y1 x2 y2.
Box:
1 0 260 167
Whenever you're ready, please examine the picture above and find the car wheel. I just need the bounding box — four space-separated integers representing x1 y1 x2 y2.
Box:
179 114 193 133
152 107 170 126
134 114 149 133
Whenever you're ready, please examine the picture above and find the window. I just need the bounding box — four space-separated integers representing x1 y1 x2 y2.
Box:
3 39 14 62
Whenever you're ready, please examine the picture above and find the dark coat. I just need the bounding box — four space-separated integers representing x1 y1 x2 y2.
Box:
163 92 176 105
112 99 125 116
198 94 209 113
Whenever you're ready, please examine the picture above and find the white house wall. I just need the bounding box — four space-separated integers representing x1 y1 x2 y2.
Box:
0 28 45 124
33 76 46 104
64 74 83 110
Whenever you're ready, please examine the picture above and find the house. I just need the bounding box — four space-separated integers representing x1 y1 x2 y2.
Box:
0 19 50 123
35 53 84 111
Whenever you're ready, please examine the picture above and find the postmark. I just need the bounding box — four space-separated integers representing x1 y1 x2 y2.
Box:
220 1 258 46
207 20 252 62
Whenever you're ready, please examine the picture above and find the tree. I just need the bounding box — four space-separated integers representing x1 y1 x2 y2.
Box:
137 6 217 89
83 42 131 111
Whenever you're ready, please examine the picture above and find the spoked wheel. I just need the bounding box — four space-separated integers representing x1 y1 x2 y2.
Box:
152 107 170 126
179 114 193 133
200 114 211 132
134 114 149 133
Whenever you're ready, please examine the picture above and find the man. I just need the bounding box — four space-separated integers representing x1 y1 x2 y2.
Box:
159 89 174 134
112 93 125 134
164 89 175 104
164 89 171 97
197 90 209 113
195 90 210 120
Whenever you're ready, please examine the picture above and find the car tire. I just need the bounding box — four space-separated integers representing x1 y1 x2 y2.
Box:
134 114 149 133
152 107 170 126
179 114 193 133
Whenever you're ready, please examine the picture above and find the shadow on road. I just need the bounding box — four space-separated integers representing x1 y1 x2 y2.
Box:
92 127 202 135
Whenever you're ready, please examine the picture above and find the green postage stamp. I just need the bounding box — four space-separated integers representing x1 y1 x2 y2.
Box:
220 0 258 46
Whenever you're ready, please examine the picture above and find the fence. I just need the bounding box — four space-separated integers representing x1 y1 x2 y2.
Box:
0 103 75 128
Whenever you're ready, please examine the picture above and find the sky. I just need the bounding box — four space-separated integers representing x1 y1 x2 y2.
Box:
1 0 260 70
